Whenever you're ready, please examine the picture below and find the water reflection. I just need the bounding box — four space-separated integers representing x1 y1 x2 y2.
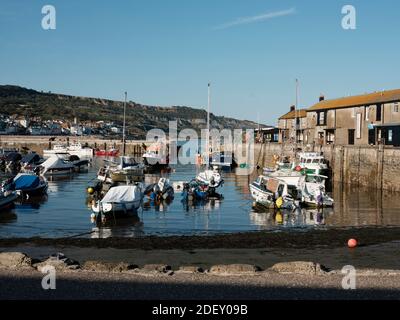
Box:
90 214 144 238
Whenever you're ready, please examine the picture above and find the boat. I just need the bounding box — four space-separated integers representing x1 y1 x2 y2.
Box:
20 152 44 170
142 142 169 167
181 179 210 202
0 190 17 211
95 148 119 157
91 184 144 218
196 166 224 188
43 143 93 158
298 152 329 175
63 155 90 170
5 173 48 198
4 152 22 171
144 178 174 202
298 174 334 207
209 151 237 170
249 175 299 210
38 155 76 176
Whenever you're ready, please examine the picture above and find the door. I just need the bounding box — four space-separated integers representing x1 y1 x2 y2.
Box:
348 129 355 145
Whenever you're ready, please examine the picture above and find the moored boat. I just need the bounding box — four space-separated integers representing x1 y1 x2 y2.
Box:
11 173 48 198
91 184 144 218
95 148 119 157
144 177 174 202
43 143 93 158
249 175 298 209
0 190 17 211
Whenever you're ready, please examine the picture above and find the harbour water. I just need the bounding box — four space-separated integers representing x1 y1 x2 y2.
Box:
1 158 400 239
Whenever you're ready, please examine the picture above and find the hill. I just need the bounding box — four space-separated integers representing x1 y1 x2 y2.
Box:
0 85 263 138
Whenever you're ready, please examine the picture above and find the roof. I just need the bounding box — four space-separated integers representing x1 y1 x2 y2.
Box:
308 89 400 111
279 109 307 120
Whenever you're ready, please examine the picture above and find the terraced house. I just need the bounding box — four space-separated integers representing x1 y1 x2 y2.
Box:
278 106 307 144
305 89 400 147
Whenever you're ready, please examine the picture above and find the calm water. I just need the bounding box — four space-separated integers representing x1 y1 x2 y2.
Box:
1 158 400 238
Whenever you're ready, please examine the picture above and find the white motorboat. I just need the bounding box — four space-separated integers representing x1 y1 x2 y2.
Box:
249 175 298 209
196 167 223 188
299 174 334 207
298 152 329 175
142 142 169 166
38 155 76 176
43 143 93 158
92 184 144 217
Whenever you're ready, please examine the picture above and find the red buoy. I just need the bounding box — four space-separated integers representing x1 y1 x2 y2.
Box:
348 238 358 248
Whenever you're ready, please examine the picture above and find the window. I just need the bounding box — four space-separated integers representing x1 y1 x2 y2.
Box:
365 106 369 121
317 111 326 126
388 130 393 142
394 103 399 113
356 113 362 139
376 104 382 121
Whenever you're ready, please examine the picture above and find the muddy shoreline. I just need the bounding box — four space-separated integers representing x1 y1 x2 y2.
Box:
1 226 400 250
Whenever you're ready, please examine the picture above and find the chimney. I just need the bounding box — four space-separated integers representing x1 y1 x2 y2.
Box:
319 95 325 102
290 105 295 112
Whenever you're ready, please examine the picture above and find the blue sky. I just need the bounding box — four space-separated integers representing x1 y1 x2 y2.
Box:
1 0 399 125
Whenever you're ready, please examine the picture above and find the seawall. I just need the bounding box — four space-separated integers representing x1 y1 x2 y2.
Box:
253 143 400 192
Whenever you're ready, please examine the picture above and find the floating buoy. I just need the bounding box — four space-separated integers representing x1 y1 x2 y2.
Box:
348 238 358 248
295 165 302 172
87 187 94 195
276 197 283 209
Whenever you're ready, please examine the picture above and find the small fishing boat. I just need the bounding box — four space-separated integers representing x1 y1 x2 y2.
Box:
142 143 169 167
181 180 210 202
0 190 17 211
144 178 174 202
298 152 329 175
95 148 119 157
10 173 48 198
196 167 224 188
91 184 144 218
249 176 298 210
43 143 93 158
299 174 334 207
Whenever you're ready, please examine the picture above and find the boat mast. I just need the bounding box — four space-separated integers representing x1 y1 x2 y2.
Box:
295 79 299 143
122 91 127 156
206 83 211 169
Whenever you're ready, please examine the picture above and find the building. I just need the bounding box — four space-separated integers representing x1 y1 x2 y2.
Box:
255 127 279 143
306 90 400 146
278 106 307 144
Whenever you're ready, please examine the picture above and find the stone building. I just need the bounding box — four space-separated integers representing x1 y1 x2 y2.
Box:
305 89 400 147
278 106 307 144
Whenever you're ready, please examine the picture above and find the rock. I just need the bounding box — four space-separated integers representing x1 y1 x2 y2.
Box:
83 261 137 273
0 252 32 269
141 264 172 273
178 266 204 274
269 261 328 275
35 253 80 272
209 264 261 275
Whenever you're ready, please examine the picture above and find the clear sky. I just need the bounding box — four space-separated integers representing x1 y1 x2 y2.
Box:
1 0 399 125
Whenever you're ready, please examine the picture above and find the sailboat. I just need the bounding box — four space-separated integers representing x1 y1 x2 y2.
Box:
195 83 224 189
